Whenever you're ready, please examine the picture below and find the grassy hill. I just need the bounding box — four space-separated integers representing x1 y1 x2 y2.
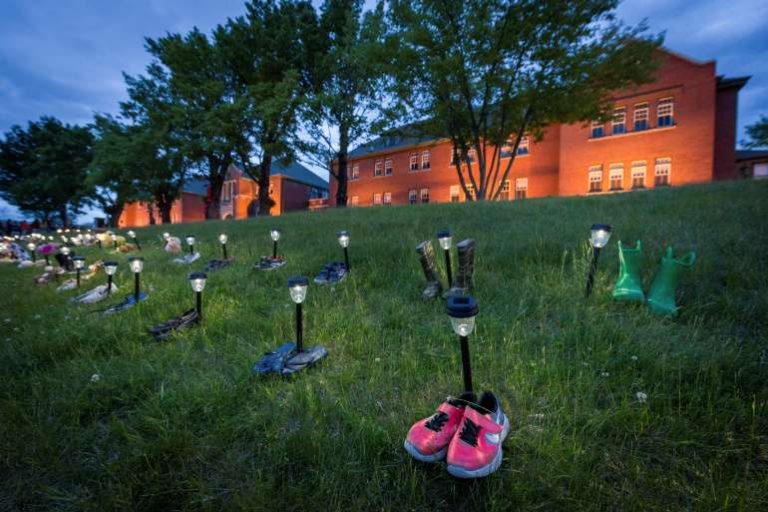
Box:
2 180 767 510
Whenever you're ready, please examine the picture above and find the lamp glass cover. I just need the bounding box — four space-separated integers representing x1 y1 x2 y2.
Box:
449 316 476 337
337 231 350 248
104 262 118 275
270 229 281 242
218 233 228 244
189 272 207 292
186 235 196 246
129 257 144 273
589 224 613 249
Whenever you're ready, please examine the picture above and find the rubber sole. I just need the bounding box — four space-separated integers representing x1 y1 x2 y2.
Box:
403 440 447 463
446 413 510 479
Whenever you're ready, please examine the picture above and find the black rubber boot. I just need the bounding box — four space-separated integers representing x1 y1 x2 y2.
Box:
416 240 443 301
447 239 474 297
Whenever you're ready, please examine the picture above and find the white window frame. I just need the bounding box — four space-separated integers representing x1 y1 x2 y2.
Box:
588 165 603 192
631 161 647 189
383 192 392 205
421 150 430 170
657 98 674 127
517 136 530 155
374 159 383 177
591 120 605 138
449 185 460 202
420 188 430 203
465 184 475 200
634 103 649 131
373 193 382 205
384 158 393 176
612 108 627 135
349 195 358 207
408 189 417 204
350 165 359 181
609 163 624 190
654 157 671 186
409 153 419 172
515 178 528 199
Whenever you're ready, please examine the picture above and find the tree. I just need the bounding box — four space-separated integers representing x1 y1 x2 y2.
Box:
388 0 662 200
87 115 145 227
0 117 93 225
743 115 768 148
121 65 189 224
300 0 390 207
216 0 318 215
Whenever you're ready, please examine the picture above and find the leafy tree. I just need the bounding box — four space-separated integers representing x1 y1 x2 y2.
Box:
0 116 93 225
743 115 768 148
216 0 318 215
300 0 390 207
87 115 145 227
388 0 662 200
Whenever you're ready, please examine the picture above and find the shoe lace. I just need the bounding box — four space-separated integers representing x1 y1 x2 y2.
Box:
424 411 449 432
458 418 480 447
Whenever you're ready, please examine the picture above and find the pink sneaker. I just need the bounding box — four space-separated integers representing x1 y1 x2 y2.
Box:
404 393 475 462
446 392 509 478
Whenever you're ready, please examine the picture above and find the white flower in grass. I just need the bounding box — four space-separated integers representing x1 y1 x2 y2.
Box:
33 314 41 320
90 373 101 383
601 371 610 378
636 391 648 403
374 357 381 363
631 356 638 361
3 318 10 323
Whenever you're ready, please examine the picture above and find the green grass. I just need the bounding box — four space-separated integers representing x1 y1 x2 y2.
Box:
2 180 768 511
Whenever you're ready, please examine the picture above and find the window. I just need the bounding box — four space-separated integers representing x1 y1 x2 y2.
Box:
384 158 393 176
517 136 530 155
609 163 624 191
383 192 392 205
654 158 671 186
450 185 460 202
612 108 626 135
373 193 382 205
467 149 477 162
349 195 359 207
588 165 603 192
465 184 476 200
634 103 649 131
409 153 419 172
420 188 430 204
421 150 431 170
657 98 674 127
631 161 646 189
515 178 528 200
374 159 383 177
349 165 359 181
591 120 605 138
409 189 418 204
499 180 511 200
223 181 233 202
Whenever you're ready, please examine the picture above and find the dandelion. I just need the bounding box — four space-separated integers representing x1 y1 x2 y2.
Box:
374 357 381 363
631 355 638 361
90 374 101 383
636 391 648 403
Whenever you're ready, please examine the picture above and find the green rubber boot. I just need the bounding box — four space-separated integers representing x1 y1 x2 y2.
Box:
646 247 696 316
612 240 645 302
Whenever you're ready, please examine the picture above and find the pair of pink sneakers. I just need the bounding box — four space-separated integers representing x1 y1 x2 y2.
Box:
404 391 509 478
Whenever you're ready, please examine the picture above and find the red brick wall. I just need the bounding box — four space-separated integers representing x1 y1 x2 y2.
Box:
714 86 740 180
279 178 313 213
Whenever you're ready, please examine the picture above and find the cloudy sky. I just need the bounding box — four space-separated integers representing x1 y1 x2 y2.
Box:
1 0 766 219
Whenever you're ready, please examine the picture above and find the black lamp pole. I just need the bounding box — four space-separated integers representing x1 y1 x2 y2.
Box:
585 247 601 297
133 237 141 250
343 247 350 271
134 273 140 303
444 249 453 288
447 295 478 394
76 268 81 287
296 302 303 352
222 243 228 260
459 335 473 393
273 240 278 259
107 274 113 296
196 290 202 321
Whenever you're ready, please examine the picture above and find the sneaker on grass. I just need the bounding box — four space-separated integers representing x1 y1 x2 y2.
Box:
404 392 476 463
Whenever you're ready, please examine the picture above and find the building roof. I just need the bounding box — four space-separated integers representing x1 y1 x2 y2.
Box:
736 149 768 162
272 160 328 190
717 76 750 91
182 179 209 196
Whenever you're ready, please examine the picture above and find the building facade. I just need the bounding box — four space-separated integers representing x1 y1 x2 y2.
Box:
119 161 328 227
329 49 749 207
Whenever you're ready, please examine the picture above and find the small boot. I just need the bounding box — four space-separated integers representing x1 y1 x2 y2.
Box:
416 240 442 301
646 247 696 316
612 240 645 302
446 239 475 297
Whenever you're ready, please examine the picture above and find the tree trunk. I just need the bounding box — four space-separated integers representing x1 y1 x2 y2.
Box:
107 202 124 228
205 156 227 220
159 203 172 224
258 153 273 217
147 204 156 225
59 206 69 227
335 124 349 208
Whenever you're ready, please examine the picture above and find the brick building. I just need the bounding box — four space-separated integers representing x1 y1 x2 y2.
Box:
329 49 750 207
119 160 328 227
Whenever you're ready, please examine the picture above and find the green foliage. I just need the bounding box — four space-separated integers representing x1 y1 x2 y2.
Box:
1 180 767 510
0 116 93 225
388 0 663 200
743 115 768 149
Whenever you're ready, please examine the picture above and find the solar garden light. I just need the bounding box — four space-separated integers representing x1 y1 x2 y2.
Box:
186 235 196 255
189 272 207 321
129 257 144 303
288 276 309 352
26 242 37 263
96 235 102 249
218 233 228 259
110 232 118 249
163 232 171 241
127 230 141 250
337 230 350 271
446 295 479 393
60 246 71 267
270 229 281 258
586 224 613 297
104 261 118 296
73 256 86 287
437 229 453 288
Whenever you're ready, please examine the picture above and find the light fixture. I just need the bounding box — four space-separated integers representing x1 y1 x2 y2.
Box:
186 235 196 255
218 233 228 259
128 257 144 303
26 242 37 262
127 230 141 250
437 229 453 288
288 276 309 352
337 231 350 271
163 232 170 241
586 224 613 297
104 261 118 296
189 272 207 321
73 256 86 287
270 229 281 259
60 246 71 268
446 295 479 393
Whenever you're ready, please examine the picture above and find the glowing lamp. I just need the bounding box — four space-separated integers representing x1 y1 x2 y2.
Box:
128 256 144 302
288 276 309 352
218 233 228 259
189 272 207 320
73 256 86 287
446 295 479 392
104 260 118 296
185 235 196 255
586 224 613 297
26 242 37 262
437 229 453 287
270 229 281 258
337 230 351 271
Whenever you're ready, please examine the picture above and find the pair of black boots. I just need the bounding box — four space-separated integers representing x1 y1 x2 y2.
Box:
416 239 475 300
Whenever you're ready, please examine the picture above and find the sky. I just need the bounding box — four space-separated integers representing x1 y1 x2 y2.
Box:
1 0 766 220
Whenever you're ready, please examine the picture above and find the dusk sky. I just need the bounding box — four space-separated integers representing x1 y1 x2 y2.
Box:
1 0 766 219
